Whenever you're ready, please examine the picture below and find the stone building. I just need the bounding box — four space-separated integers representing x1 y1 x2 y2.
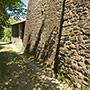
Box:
23 0 90 89
11 20 26 43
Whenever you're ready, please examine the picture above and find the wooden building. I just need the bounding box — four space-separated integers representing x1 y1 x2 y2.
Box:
11 20 26 43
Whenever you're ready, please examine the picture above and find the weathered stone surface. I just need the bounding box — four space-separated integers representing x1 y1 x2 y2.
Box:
23 0 90 89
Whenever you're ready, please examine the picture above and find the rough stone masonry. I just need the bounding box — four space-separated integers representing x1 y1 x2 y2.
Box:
23 0 90 89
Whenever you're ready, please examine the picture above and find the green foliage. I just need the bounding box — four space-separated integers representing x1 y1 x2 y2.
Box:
0 0 27 36
1 17 20 41
0 30 4 39
0 0 27 19
2 28 11 41
9 17 19 24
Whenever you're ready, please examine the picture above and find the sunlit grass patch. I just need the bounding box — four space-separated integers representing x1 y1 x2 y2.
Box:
0 44 33 77
1 45 13 52
14 43 24 52
10 49 33 75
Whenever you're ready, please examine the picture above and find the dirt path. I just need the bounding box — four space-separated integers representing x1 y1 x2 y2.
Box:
0 44 72 90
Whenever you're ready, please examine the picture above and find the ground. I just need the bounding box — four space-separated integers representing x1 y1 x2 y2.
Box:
0 44 72 90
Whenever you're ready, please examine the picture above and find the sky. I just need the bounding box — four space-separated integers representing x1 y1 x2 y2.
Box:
20 0 29 19
21 0 29 7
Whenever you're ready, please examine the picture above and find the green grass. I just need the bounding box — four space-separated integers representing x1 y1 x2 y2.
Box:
0 45 14 77
0 44 32 76
0 45 74 90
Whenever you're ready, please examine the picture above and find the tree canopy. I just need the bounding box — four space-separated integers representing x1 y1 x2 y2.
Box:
0 0 27 38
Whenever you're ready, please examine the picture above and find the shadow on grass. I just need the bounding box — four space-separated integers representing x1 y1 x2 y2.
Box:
0 52 8 78
0 50 61 90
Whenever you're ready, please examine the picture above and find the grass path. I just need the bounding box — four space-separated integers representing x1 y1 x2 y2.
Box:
0 44 72 90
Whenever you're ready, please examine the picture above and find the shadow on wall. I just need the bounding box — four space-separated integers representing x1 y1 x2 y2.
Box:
54 0 66 77
24 0 66 76
31 17 46 56
41 26 58 62
25 33 31 52
24 0 66 71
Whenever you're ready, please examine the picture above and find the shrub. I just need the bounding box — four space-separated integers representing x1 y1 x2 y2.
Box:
2 27 11 42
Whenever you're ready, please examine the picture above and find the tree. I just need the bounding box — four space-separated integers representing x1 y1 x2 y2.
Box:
0 0 27 38
1 17 19 41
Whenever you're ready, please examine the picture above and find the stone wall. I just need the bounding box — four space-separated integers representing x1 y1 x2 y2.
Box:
58 0 90 89
23 0 90 89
